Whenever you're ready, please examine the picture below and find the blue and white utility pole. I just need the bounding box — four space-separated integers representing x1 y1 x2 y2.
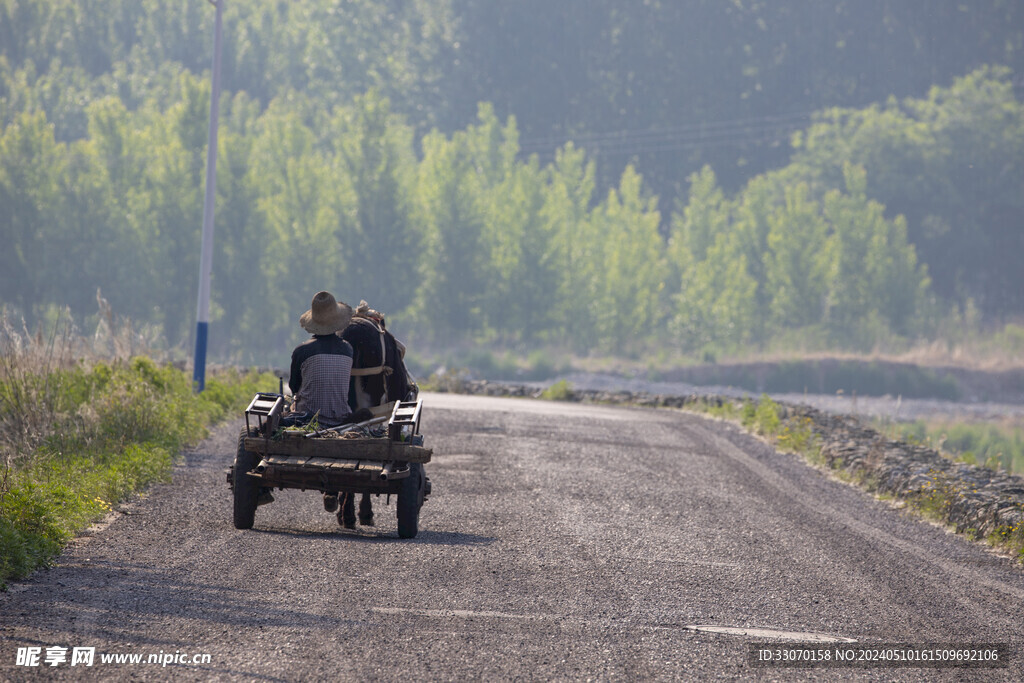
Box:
193 0 224 392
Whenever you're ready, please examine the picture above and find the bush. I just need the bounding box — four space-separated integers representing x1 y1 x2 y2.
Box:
540 380 574 401
740 395 782 438
0 359 274 588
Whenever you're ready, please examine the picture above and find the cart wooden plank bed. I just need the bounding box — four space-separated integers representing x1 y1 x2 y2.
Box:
228 394 432 538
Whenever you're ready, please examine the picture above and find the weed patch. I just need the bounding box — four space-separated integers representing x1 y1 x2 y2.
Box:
693 394 818 460
0 350 272 588
540 380 574 401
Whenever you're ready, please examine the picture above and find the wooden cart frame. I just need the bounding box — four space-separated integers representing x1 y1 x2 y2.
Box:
228 396 432 538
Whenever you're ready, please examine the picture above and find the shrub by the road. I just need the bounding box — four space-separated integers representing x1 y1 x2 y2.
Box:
0 346 271 588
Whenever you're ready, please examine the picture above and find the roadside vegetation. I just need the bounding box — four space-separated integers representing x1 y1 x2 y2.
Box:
693 394 822 463
0 311 273 588
875 419 1024 477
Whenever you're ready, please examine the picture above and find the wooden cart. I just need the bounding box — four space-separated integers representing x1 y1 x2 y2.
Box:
228 395 432 538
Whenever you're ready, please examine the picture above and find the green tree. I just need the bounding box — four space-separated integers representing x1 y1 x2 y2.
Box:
668 166 733 342
764 184 831 332
729 174 778 347
0 110 63 314
247 100 351 350
671 166 729 264
411 108 497 343
822 164 930 342
590 166 666 353
209 92 267 359
672 232 757 353
480 147 554 343
122 74 209 345
543 143 597 348
326 91 418 318
790 66 1024 320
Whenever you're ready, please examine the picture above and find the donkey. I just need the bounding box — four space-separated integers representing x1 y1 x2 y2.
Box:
342 312 414 412
334 302 416 527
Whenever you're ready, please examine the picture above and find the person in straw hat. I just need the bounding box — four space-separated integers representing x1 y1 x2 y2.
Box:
288 291 356 426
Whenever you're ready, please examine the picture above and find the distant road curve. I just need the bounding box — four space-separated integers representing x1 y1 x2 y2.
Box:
539 371 1024 422
1 392 1021 679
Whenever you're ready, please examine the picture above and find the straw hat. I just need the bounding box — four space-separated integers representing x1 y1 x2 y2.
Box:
299 291 353 335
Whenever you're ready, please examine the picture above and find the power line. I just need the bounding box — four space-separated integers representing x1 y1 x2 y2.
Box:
519 110 814 158
520 110 814 148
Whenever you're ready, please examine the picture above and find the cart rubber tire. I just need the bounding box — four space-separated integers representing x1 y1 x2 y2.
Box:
396 463 423 539
233 428 259 529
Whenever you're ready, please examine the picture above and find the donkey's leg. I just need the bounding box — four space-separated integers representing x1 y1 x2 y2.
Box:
358 493 374 526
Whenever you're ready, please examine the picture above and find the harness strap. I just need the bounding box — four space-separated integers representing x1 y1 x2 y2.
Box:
351 365 392 377
349 316 390 378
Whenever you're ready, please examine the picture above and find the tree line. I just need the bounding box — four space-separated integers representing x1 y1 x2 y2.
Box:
1 1 1023 362
5 67 1018 362
4 0 1020 193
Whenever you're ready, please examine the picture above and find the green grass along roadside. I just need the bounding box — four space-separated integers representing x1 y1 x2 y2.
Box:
0 358 275 588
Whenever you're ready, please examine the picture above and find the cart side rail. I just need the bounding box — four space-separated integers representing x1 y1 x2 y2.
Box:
243 436 431 463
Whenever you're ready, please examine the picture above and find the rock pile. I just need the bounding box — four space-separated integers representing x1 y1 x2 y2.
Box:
443 379 1024 551
790 403 1024 542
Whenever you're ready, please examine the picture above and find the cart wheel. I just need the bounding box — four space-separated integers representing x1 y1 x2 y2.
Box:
233 428 259 529
396 463 424 539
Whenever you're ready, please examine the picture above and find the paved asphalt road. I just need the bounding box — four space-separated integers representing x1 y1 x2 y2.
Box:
2 392 1023 681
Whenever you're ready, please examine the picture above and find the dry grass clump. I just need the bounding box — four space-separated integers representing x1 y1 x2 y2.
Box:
0 309 79 474
0 302 271 587
0 298 150 469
